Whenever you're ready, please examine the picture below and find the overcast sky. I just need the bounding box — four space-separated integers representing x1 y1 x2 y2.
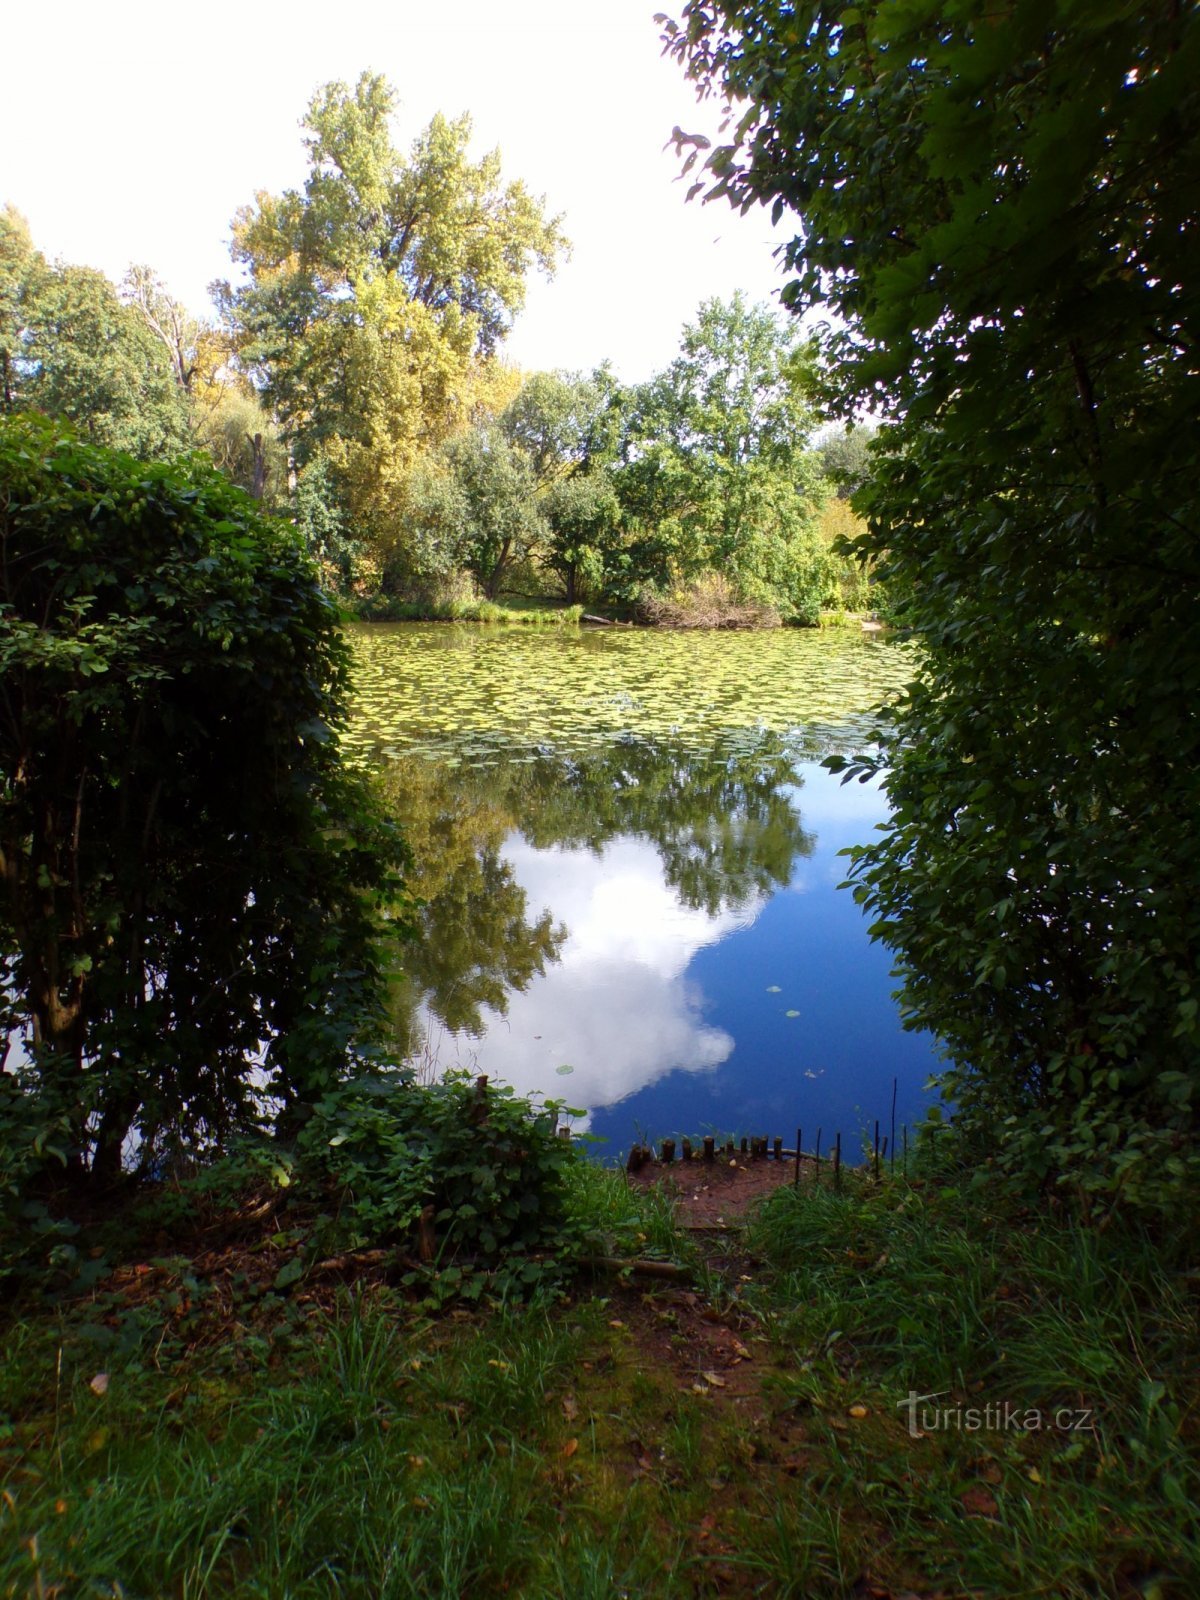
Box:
2 0 798 382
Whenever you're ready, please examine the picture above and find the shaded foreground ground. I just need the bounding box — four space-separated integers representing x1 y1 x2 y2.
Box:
1 1158 1196 1599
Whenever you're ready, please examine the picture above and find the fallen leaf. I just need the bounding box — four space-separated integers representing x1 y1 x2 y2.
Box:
702 1371 727 1388
561 1438 579 1459
1027 1466 1043 1484
731 1341 752 1359
848 1403 869 1418
960 1485 1000 1518
608 1319 624 1329
89 1373 109 1396
561 1393 579 1422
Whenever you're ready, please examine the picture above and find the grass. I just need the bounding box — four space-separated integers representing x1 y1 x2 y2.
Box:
1 1154 1197 1598
741 1171 1199 1598
353 595 584 626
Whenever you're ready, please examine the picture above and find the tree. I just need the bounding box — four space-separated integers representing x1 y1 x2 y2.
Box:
216 72 567 567
541 469 623 605
817 424 876 501
497 368 628 604
438 423 546 599
0 209 188 458
0 207 41 414
0 416 408 1187
121 265 283 502
618 294 831 619
666 1 1200 1206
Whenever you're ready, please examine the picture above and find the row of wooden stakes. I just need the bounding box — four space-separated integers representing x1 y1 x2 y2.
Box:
625 1121 907 1184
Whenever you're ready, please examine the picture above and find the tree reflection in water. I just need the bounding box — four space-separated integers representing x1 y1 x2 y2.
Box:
379 730 814 1056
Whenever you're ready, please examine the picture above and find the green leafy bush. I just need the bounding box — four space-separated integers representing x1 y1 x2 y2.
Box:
298 1072 577 1262
0 414 409 1190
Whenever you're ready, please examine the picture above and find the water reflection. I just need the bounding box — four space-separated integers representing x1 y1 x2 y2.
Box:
380 733 814 1065
353 624 938 1150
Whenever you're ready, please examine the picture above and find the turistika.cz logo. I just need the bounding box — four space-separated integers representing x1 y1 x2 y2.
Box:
898 1390 1096 1440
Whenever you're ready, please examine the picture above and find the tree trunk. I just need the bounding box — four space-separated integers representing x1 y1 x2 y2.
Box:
247 433 267 500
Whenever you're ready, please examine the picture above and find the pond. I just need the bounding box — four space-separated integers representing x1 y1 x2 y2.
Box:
346 623 941 1160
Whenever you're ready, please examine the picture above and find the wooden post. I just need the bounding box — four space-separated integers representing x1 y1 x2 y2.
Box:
740 1136 749 1156
661 1139 676 1164
814 1128 822 1183
794 1126 802 1188
834 1131 842 1190
703 1135 715 1164
773 1136 783 1162
682 1137 693 1164
724 1140 735 1159
874 1120 881 1181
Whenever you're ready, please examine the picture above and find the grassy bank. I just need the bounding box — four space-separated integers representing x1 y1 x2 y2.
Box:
2 1157 1196 1598
353 596 585 626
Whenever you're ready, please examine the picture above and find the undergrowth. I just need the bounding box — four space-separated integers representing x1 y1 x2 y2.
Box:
1 1133 1196 1598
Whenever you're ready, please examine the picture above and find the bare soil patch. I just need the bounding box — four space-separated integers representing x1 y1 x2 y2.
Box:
627 1152 808 1227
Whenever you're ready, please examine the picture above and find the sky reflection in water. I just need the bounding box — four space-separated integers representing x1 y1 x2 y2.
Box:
349 625 941 1157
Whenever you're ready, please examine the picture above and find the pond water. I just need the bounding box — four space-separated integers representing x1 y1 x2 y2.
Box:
346 623 941 1159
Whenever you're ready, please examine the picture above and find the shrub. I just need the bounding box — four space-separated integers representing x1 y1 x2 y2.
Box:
0 415 408 1191
298 1072 577 1263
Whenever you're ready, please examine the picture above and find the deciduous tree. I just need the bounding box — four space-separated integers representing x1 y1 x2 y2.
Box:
666 0 1200 1205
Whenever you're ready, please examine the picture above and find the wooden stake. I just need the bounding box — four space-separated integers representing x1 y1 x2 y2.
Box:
794 1126 802 1188
661 1139 675 1164
773 1136 783 1162
814 1128 822 1183
874 1119 881 1181
703 1135 715 1164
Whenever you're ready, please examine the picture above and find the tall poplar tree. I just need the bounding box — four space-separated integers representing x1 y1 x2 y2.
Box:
216 73 567 561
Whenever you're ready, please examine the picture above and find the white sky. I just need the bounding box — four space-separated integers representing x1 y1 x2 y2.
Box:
1 0 797 383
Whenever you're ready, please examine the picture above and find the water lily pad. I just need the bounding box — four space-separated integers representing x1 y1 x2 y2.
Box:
786 1009 801 1018
766 985 782 994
